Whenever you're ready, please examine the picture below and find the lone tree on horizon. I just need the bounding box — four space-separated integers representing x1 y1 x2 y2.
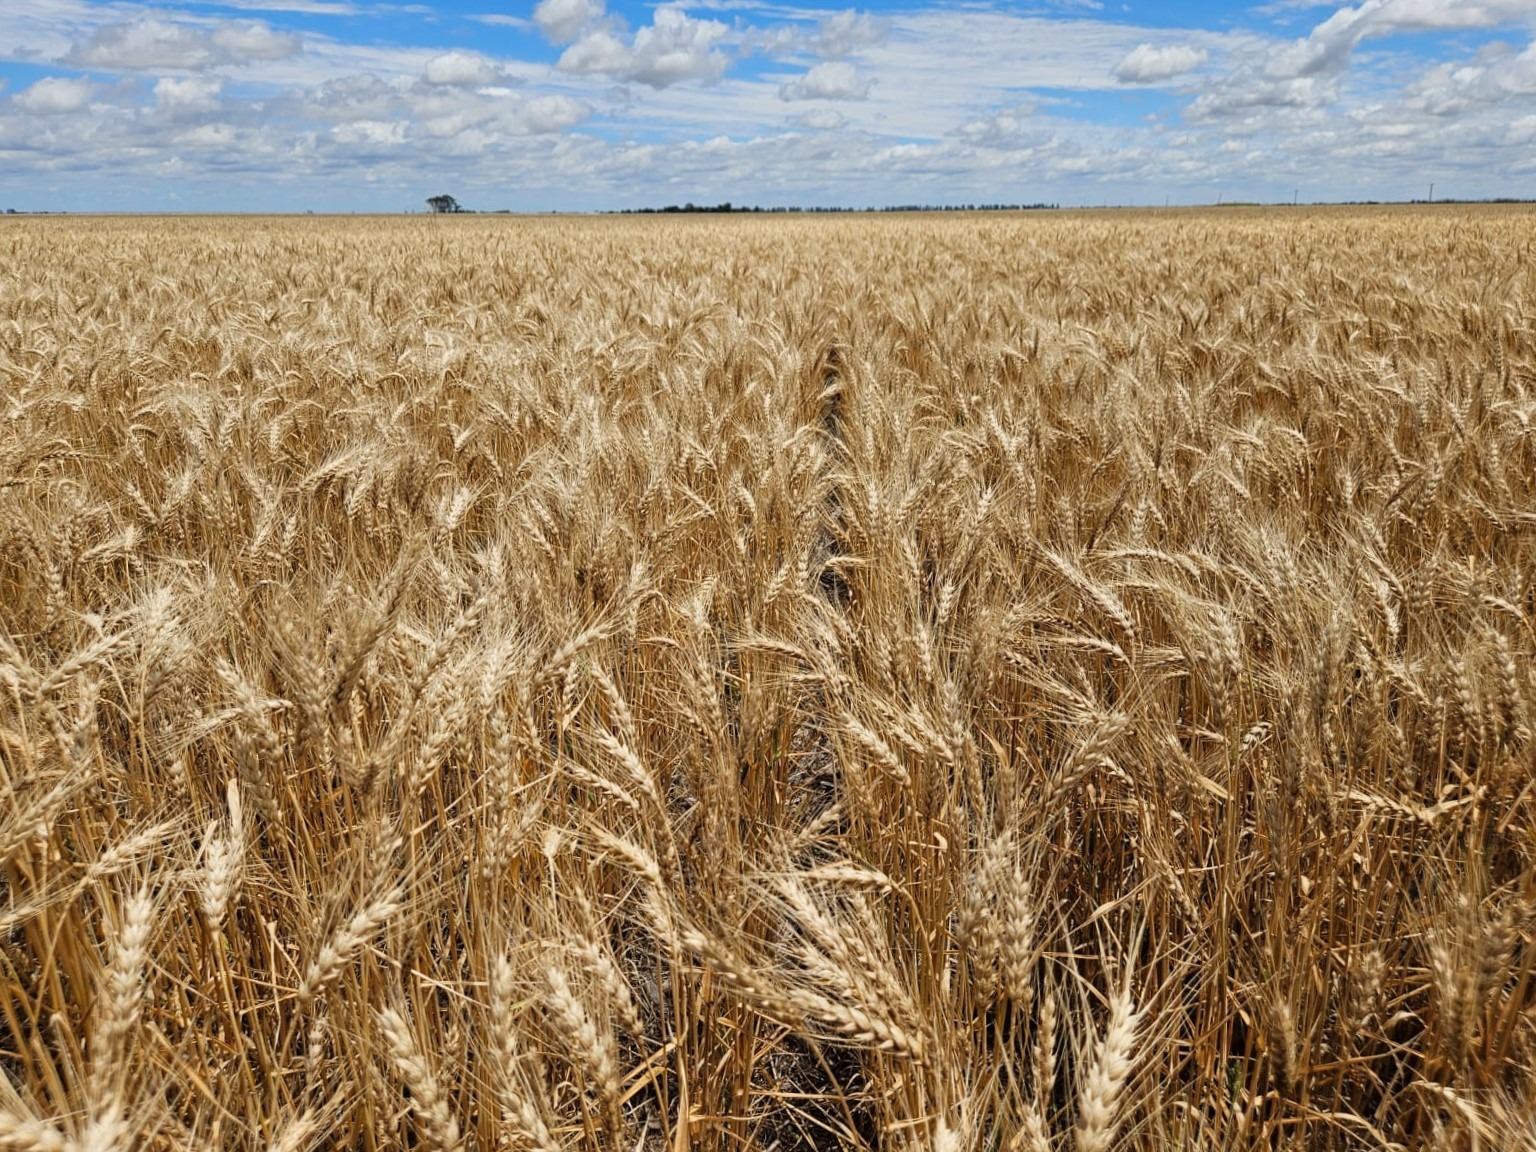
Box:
426 194 462 214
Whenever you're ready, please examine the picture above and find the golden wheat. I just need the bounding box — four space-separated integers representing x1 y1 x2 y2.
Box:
1 207 1534 1150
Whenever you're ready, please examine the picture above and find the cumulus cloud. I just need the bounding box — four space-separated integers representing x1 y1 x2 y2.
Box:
557 7 728 87
424 51 506 86
410 86 591 139
6 0 1536 210
557 31 630 76
14 76 96 115
779 61 872 101
64 18 300 71
175 121 242 150
619 8 728 86
533 0 606 44
305 87 593 164
291 73 404 121
520 94 592 133
281 73 593 149
1177 0 1536 123
1404 38 1536 113
954 102 1046 148
1114 43 1208 83
66 19 219 70
154 75 224 113
329 118 409 149
1186 72 1336 119
210 21 301 62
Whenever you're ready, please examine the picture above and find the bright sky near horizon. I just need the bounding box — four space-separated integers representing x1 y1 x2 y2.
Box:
1 0 1533 211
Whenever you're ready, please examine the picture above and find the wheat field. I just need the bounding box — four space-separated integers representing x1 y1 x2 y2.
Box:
1 208 1534 1151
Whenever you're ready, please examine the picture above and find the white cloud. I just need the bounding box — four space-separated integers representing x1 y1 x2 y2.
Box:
1403 37 1536 112
330 118 409 148
1269 0 1536 80
558 7 729 87
1186 72 1336 119
208 0 358 12
154 75 224 113
64 17 300 71
424 50 506 86
15 75 95 114
1114 43 1208 83
1180 0 1536 127
533 0 606 44
746 9 888 63
557 30 631 75
791 107 848 130
291 72 404 120
411 88 551 138
954 101 1046 148
521 94 592 132
281 73 594 151
66 18 220 69
2 0 1535 209
779 60 872 100
627 7 730 85
812 10 888 59
469 14 530 29
1267 4 1375 77
175 121 241 149
210 21 301 62
1354 0 1536 34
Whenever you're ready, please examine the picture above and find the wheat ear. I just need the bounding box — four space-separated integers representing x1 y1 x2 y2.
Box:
0 1114 67 1152
1074 978 1139 1152
377 1006 462 1152
490 955 560 1152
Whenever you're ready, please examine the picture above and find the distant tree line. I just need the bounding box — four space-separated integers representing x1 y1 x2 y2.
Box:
616 201 1060 214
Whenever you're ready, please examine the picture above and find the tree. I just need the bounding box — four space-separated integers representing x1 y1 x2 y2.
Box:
426 195 462 214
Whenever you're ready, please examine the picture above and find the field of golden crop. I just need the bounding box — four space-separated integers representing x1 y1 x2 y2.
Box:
1 208 1534 1151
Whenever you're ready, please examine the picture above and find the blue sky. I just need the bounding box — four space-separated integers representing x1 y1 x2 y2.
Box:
1 0 1534 210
